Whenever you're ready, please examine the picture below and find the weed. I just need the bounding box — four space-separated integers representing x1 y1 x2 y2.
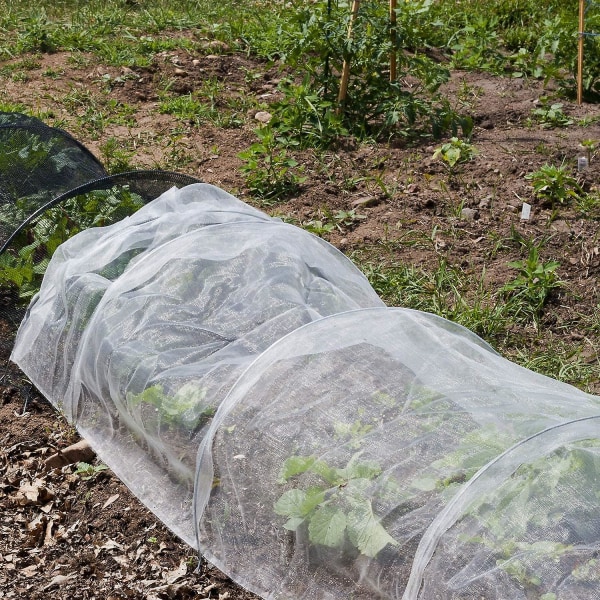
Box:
42 66 64 79
302 217 334 237
159 83 246 129
268 77 347 148
501 247 563 322
360 256 509 340
576 191 600 219
525 164 583 206
0 100 28 113
433 137 477 173
99 138 135 174
534 142 553 157
511 338 599 389
74 462 109 480
303 209 366 238
532 100 573 129
160 94 207 124
239 126 306 202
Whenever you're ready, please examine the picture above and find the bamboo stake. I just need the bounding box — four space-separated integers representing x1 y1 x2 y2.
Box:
324 0 332 98
390 0 397 82
578 0 585 105
337 0 361 108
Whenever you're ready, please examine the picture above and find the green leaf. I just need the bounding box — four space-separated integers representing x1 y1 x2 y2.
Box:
127 384 165 408
274 486 326 519
310 459 342 485
274 489 307 518
347 501 398 558
283 517 305 531
301 487 326 514
444 146 461 167
278 455 316 483
339 454 381 481
308 506 347 548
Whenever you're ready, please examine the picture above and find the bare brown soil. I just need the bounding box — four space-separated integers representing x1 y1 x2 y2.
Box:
1 46 600 599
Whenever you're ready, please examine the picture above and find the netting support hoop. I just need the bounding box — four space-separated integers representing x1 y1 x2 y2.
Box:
0 170 201 256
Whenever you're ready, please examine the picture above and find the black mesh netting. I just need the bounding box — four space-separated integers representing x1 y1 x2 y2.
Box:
2 114 600 599
0 112 200 347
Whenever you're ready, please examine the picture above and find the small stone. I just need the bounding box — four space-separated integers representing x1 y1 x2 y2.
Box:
254 111 272 123
460 207 478 221
45 439 95 470
174 68 187 77
203 40 230 52
478 195 492 209
351 196 381 208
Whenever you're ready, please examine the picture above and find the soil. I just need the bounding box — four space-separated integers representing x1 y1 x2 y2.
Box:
2 43 600 599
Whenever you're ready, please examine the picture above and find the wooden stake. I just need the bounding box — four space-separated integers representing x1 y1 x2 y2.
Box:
337 0 361 108
578 0 585 105
390 0 397 82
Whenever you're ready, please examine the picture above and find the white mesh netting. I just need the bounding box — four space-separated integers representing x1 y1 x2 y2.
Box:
11 184 600 599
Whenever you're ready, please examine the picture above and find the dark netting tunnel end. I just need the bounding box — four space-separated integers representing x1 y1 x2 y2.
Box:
1 113 599 599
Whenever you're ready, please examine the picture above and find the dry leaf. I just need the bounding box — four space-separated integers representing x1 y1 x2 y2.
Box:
20 564 38 577
102 494 120 510
111 554 129 567
43 519 56 546
40 502 53 514
164 560 187 585
16 479 54 506
96 539 125 556
27 514 47 535
42 574 75 590
26 514 47 545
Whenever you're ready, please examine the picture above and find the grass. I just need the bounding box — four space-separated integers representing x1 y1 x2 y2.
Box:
358 255 512 340
352 219 593 386
158 79 250 128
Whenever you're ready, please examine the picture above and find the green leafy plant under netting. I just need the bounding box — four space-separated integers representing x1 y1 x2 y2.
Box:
275 453 399 558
